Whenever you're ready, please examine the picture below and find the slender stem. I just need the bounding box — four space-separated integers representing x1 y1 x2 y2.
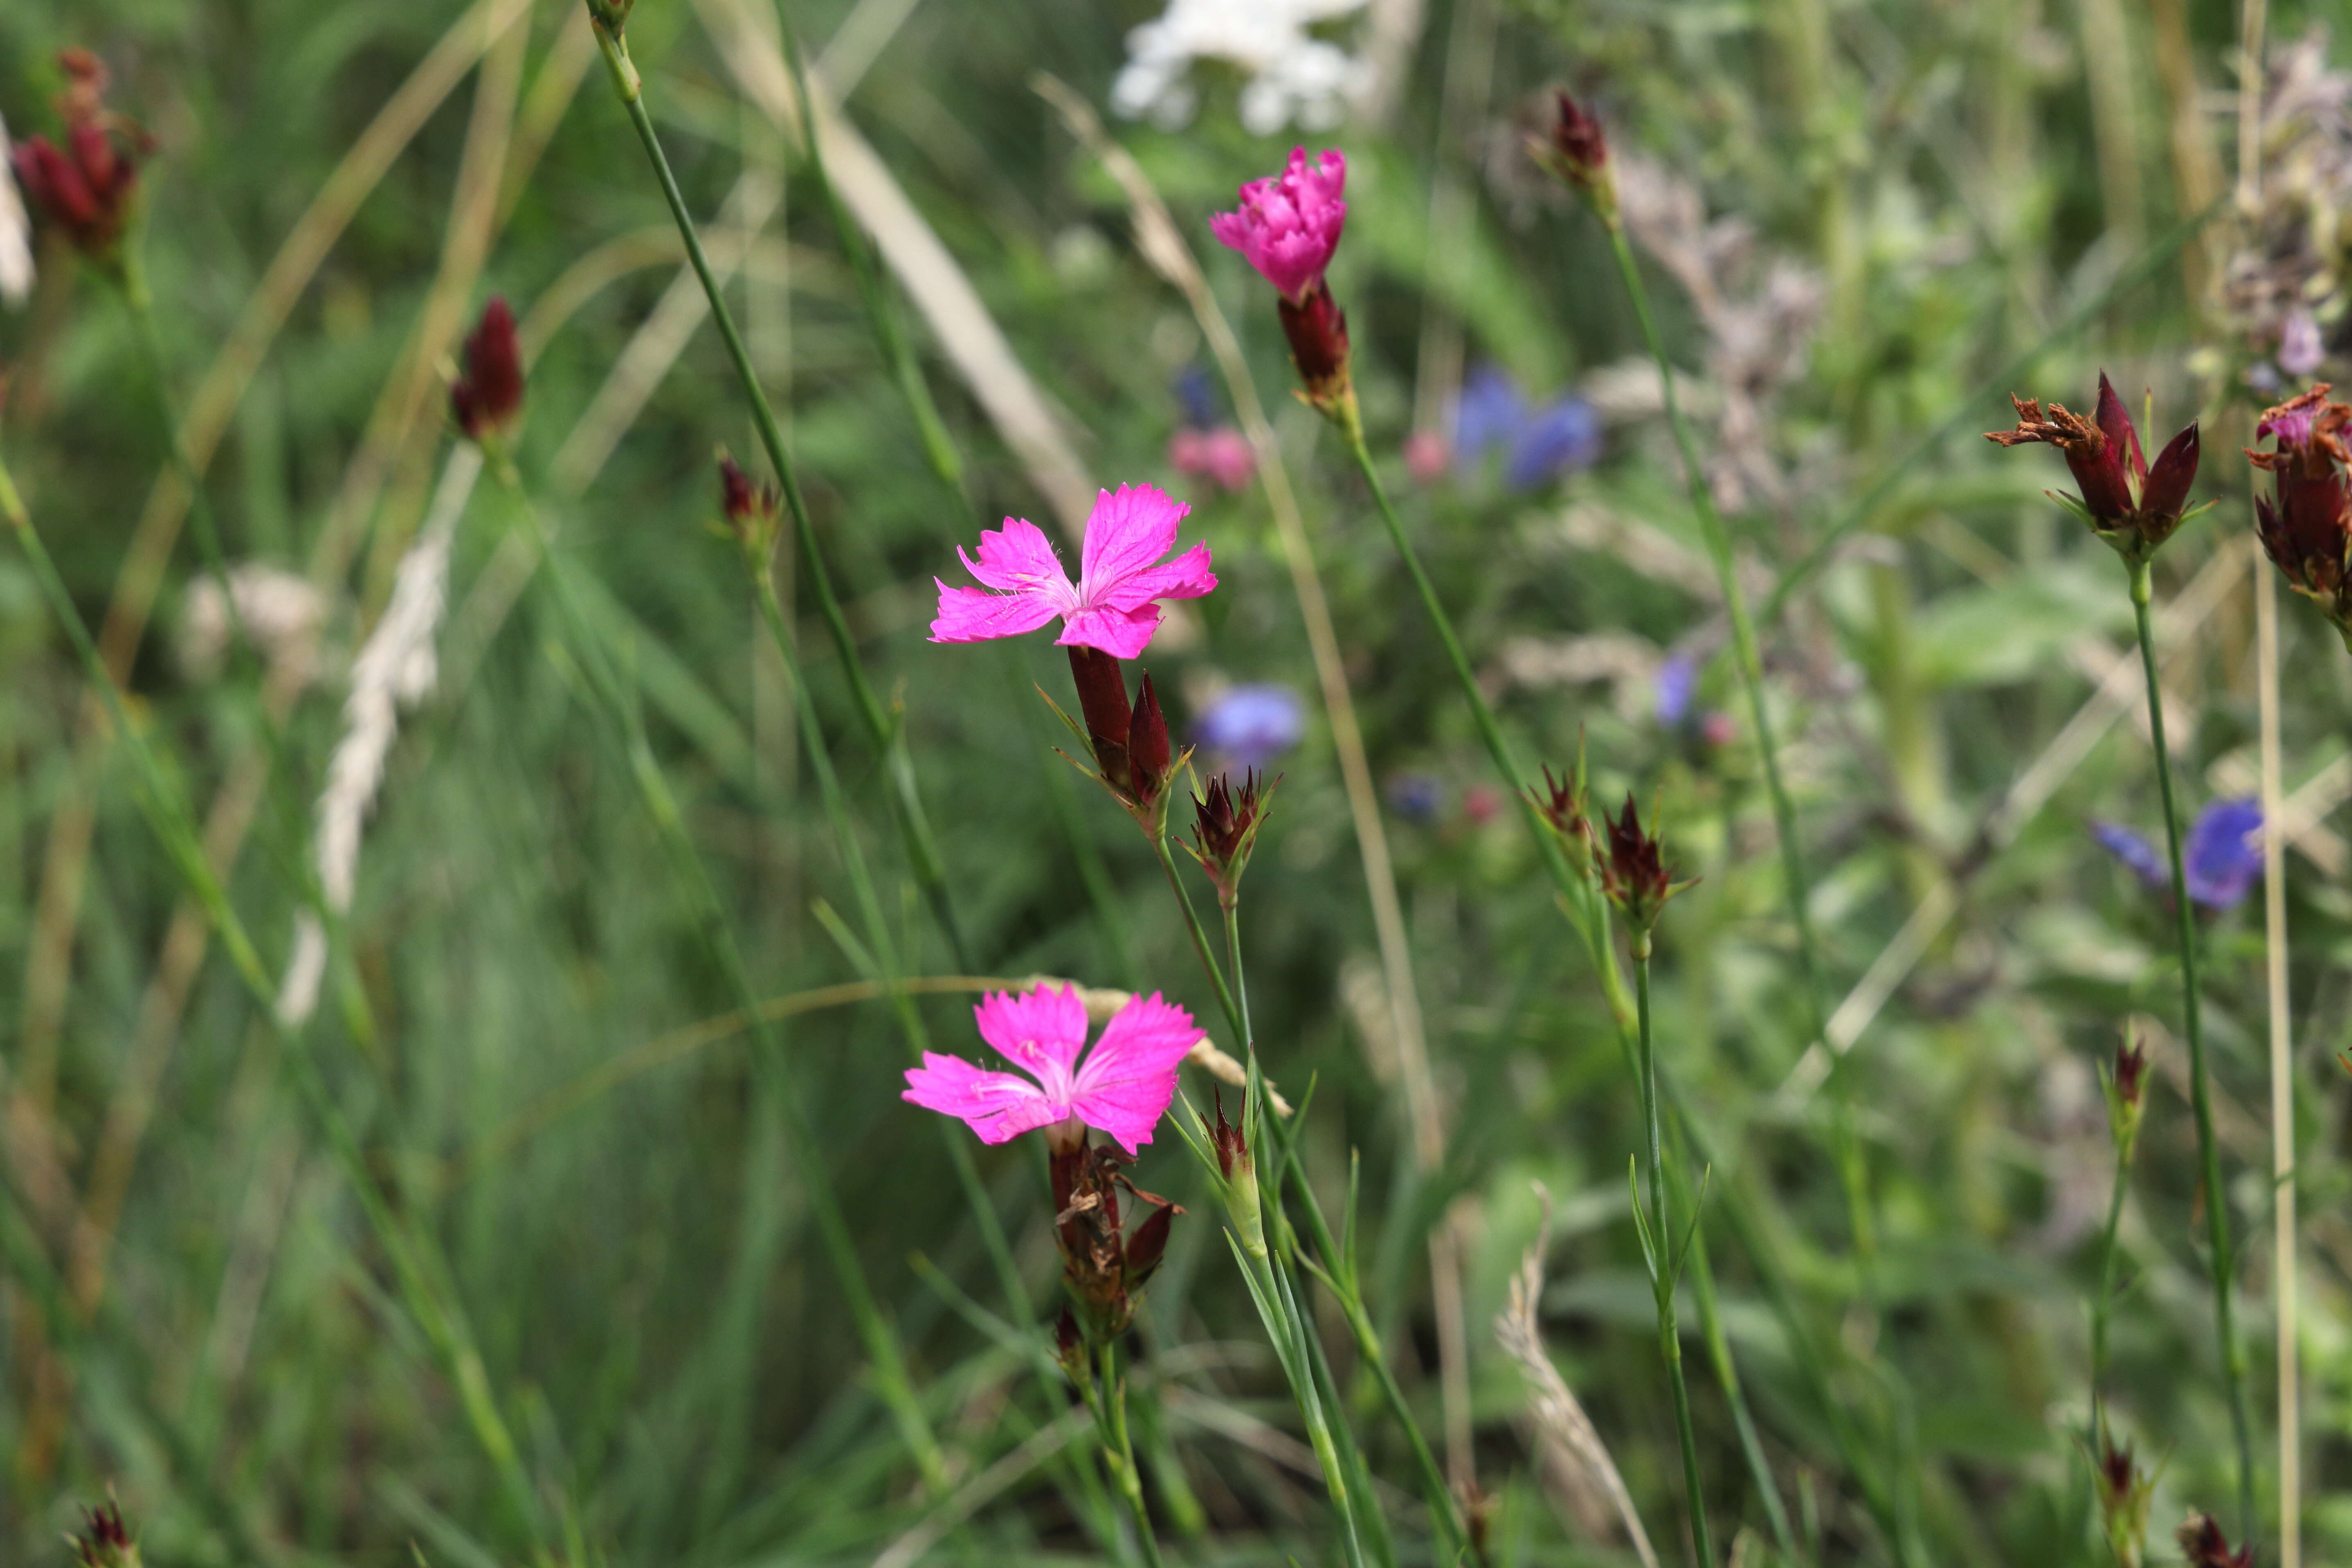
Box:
507 471 948 1493
1098 1339 1167 1568
593 21 969 968
3 456 553 1555
2127 561 2254 1533
2088 1138 2132 1412
1681 1169 1801 1563
1152 831 1243 1046
1222 903 1253 1053
1596 219 1879 1296
1637 941 1716 1568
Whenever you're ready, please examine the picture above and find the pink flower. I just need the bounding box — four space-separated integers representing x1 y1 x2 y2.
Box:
1169 425 1256 492
930 483 1214 660
904 985 1200 1155
1210 146 1347 303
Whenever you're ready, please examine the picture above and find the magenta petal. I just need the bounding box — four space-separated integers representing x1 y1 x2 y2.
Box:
1096 540 1216 613
962 517 1076 599
1071 992 1200 1154
1056 603 1164 660
930 582 1060 643
1079 485 1188 590
903 1053 1068 1144
972 985 1091 1082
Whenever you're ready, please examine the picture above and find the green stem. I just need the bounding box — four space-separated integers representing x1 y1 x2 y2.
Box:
1152 831 1243 1046
2127 562 2254 1534
1222 903 1253 1053
1097 1339 1167 1568
3 455 552 1556
506 469 948 1494
1596 219 1878 1293
593 20 969 970
1682 1169 1801 1563
1637 941 1716 1568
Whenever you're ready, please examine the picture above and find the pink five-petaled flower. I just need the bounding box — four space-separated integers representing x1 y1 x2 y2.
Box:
929 483 1213 660
905 985 1199 1155
1210 146 1347 304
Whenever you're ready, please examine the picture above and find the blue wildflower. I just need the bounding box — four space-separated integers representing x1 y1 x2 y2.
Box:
1174 364 1220 429
1654 651 1699 727
1503 396 1603 489
1453 365 1527 463
2093 799 2264 911
1196 684 1306 766
1388 774 1446 824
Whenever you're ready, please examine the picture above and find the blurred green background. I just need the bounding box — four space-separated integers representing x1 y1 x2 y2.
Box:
3 0 2350 1563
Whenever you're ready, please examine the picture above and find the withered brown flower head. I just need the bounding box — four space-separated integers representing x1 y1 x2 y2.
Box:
11 49 149 264
1985 373 2200 563
2175 1512 2253 1568
1050 1135 1180 1338
2248 383 2352 642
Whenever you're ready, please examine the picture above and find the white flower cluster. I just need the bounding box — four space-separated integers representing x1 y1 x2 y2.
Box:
1111 0 1370 137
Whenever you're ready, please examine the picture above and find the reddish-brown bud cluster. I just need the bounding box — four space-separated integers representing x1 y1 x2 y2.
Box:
1529 762 1591 848
716 452 782 558
1049 1134 1179 1338
1277 281 1355 430
1528 91 1615 218
1599 794 1689 933
2248 384 2352 646
451 296 524 444
72 1498 138 1568
2175 1513 2253 1568
1985 373 2201 564
1187 769 1279 908
1210 1088 1248 1182
2092 1433 2155 1568
1061 647 1180 833
12 50 148 265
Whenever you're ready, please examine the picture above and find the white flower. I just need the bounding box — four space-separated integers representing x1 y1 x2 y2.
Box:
1111 0 1371 136
0 111 35 308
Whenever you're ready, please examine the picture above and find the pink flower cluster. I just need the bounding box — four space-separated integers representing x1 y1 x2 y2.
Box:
929 483 1213 661
904 984 1199 1155
1209 146 1347 304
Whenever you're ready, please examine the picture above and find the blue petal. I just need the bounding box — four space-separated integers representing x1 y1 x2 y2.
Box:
2184 798 2263 910
1504 397 1603 489
1453 365 1528 461
1173 364 1220 429
1195 684 1306 765
2091 821 2168 891
1655 651 1699 727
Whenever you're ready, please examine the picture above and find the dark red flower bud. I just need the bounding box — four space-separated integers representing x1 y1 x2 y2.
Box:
1529 91 1615 218
716 452 781 556
1211 1088 1247 1182
2175 1513 2253 1568
1529 762 1590 844
586 0 637 33
1131 672 1173 804
451 296 524 443
1986 373 2200 563
1123 1196 1177 1288
2091 1433 2154 1568
12 50 145 263
1599 793 1688 933
1052 1304 1085 1373
73 1498 138 1568
1188 769 1279 908
2249 384 2352 643
1277 280 1355 429
2113 1034 2148 1111
1066 645 1135 794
